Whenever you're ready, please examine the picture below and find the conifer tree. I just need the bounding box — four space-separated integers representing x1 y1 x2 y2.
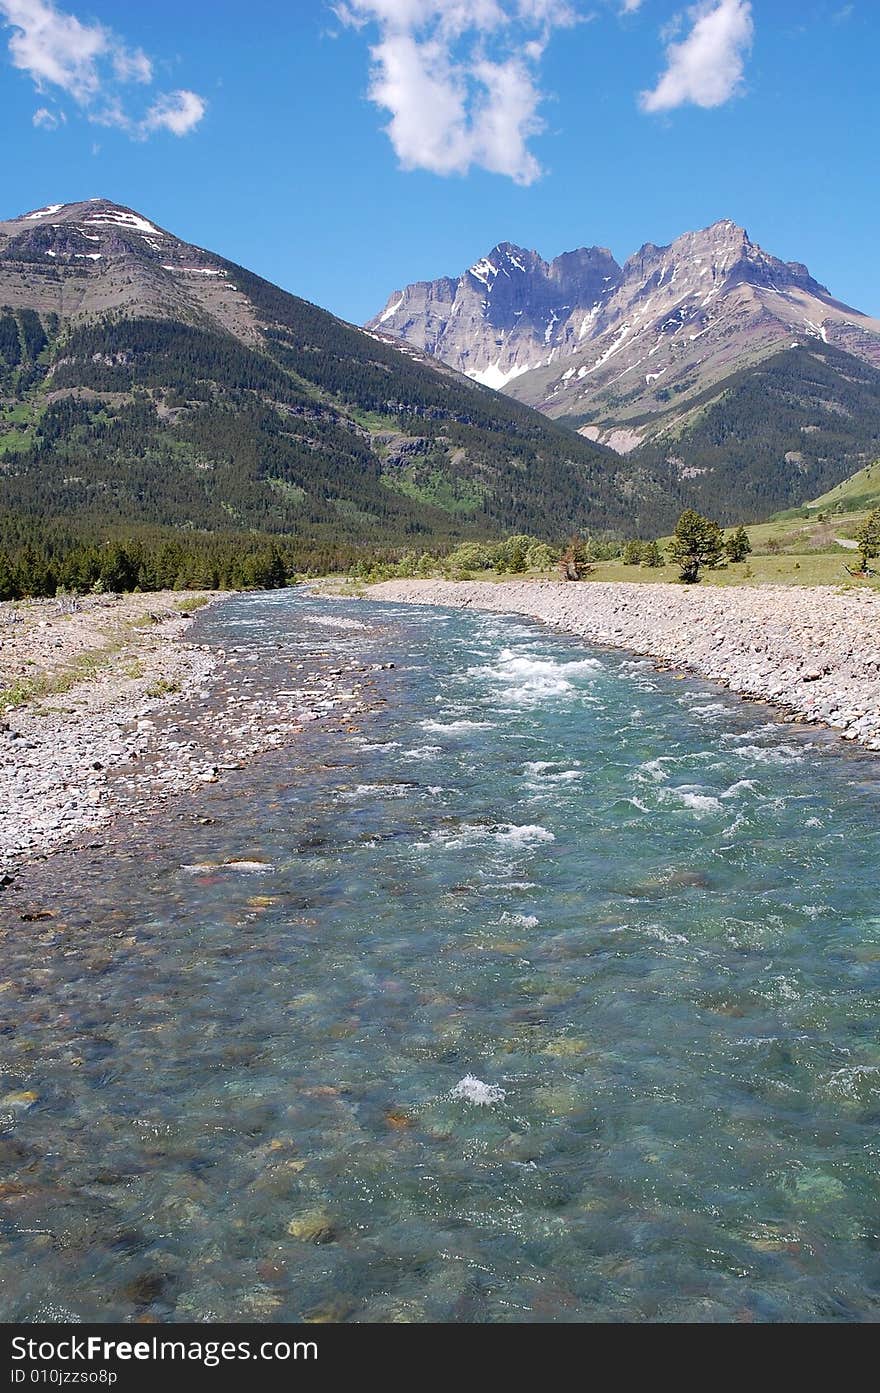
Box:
640 540 663 567
855 507 880 572
724 525 752 562
622 540 643 565
669 510 725 584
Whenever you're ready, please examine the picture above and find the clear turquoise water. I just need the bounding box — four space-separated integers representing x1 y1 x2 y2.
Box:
2 589 880 1322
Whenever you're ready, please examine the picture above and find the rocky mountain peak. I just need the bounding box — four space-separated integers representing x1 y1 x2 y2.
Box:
367 237 624 389
0 199 186 268
368 217 880 446
467 242 541 287
15 196 155 223
3 198 171 244
0 196 251 343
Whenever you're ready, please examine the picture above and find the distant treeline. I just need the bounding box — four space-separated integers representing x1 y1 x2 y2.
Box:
0 519 390 601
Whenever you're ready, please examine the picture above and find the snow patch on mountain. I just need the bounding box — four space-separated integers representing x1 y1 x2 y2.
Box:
23 204 64 221
378 294 405 325
469 360 534 390
84 210 163 236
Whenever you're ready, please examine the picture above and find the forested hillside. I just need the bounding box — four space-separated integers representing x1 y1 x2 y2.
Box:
0 201 677 595
630 345 880 524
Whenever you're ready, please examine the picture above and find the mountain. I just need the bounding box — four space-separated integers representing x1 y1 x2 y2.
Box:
0 199 678 580
632 342 880 521
368 220 880 456
370 240 622 391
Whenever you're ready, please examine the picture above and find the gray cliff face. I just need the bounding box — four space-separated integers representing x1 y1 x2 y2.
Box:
368 220 880 450
368 240 622 389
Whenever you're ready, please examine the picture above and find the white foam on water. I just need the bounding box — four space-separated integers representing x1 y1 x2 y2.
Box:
499 911 540 928
469 647 601 706
308 615 373 631
721 778 760 800
493 823 555 848
421 719 495 734
726 740 807 765
689 701 734 722
340 783 411 800
183 860 275 874
450 1075 506 1106
667 787 724 815
763 973 801 1003
825 1065 880 1101
401 744 443 760
523 760 583 784
633 757 673 784
420 822 555 853
644 923 689 945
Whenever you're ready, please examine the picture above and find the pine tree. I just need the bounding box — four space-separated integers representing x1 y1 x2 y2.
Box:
0 551 18 601
558 537 592 581
724 525 752 563
622 540 643 565
669 509 725 584
855 507 880 572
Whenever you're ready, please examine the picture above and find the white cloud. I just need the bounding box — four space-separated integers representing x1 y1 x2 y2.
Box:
111 46 152 86
142 89 206 137
640 0 753 112
32 102 63 127
0 0 149 100
0 0 206 137
620 1 644 11
338 0 578 184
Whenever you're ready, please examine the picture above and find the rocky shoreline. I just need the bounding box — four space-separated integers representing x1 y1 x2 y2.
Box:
0 590 388 878
364 578 880 752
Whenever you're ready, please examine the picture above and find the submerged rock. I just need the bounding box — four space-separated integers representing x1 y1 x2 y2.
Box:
0 1091 38 1110
286 1209 337 1244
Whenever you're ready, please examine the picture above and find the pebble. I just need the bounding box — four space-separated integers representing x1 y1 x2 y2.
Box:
1 591 386 876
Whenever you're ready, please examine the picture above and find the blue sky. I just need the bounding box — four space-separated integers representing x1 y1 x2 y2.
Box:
1 1 877 322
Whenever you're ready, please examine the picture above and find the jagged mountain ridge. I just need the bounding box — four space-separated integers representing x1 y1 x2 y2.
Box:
1 199 677 555
371 240 622 390
368 220 880 453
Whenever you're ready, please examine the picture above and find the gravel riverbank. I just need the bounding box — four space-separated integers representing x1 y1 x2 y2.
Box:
0 590 388 875
365 579 880 752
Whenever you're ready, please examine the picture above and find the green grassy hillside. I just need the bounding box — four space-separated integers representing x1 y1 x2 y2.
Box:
630 345 880 524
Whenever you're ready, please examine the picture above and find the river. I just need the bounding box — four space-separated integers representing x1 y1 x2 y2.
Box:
1 588 879 1322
